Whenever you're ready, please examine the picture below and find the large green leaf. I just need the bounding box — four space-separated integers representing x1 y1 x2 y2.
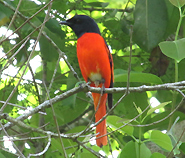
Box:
150 152 165 158
52 0 69 14
0 3 13 20
0 153 6 158
114 69 162 84
159 38 185 63
150 130 173 151
133 0 168 52
39 35 59 62
179 142 185 154
164 0 179 38
0 151 15 158
120 141 137 158
114 89 148 119
120 141 151 158
169 0 185 7
39 18 65 62
44 84 89 128
107 115 134 135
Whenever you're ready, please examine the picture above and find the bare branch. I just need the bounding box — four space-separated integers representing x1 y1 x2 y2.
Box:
74 139 105 158
0 122 26 158
43 80 68 158
0 81 185 131
0 84 86 131
28 133 51 158
0 0 54 44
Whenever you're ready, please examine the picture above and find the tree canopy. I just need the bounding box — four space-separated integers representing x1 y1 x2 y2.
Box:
0 0 185 157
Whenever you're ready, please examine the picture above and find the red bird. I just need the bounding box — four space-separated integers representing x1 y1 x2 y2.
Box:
60 15 114 147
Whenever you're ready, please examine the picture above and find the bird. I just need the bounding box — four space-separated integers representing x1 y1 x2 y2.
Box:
60 15 114 147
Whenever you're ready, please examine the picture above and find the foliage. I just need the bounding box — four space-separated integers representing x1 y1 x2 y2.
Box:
0 0 185 157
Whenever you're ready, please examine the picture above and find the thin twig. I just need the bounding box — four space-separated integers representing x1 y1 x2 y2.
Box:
126 25 133 92
48 55 61 92
2 0 80 81
107 103 151 136
59 105 93 132
0 0 54 45
0 84 87 131
80 83 103 136
43 81 68 158
1 82 185 131
0 122 26 158
167 127 185 157
28 133 51 158
1 37 30 73
27 63 42 104
1 0 23 41
0 136 48 142
0 145 20 157
134 98 185 128
0 101 26 109
122 97 185 128
0 0 52 113
0 37 30 112
74 139 105 158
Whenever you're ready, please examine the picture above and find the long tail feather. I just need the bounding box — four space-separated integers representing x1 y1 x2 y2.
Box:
92 92 107 147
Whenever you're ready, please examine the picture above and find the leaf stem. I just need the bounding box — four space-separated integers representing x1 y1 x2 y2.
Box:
175 7 183 41
138 115 142 158
168 6 184 130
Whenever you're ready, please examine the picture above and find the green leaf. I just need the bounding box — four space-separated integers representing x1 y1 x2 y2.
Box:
107 115 134 135
164 1 179 37
52 0 69 14
38 18 66 38
76 148 97 158
120 141 151 158
179 142 185 154
50 126 87 155
150 130 173 151
150 152 165 158
45 91 88 126
39 35 59 62
147 101 172 115
140 143 152 158
0 3 13 20
114 69 162 84
62 72 77 108
0 153 6 158
159 38 185 63
16 0 40 15
0 151 15 158
169 0 185 7
114 91 148 119
120 141 137 158
133 0 168 52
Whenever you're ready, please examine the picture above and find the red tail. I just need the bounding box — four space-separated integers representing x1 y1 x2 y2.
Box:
92 92 107 147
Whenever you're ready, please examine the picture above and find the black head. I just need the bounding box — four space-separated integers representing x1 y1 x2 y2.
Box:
60 15 101 38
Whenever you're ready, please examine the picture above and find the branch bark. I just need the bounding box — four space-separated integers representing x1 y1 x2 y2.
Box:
0 81 185 132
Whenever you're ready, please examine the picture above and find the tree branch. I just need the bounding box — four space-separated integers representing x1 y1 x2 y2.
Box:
0 81 185 132
0 84 86 131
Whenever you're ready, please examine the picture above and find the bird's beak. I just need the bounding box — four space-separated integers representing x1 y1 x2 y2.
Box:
60 21 70 26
